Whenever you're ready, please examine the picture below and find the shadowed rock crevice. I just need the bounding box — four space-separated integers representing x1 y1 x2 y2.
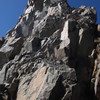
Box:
9 79 20 100
0 84 11 100
49 76 66 100
71 57 96 100
34 0 44 11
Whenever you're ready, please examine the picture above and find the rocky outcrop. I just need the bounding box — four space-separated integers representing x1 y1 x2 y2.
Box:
0 37 23 69
91 24 100 100
0 37 5 48
0 0 99 100
16 66 76 100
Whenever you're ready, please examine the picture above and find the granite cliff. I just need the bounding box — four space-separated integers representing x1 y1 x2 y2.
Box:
0 0 100 100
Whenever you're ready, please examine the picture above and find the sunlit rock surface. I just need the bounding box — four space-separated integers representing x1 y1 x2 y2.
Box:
0 0 100 100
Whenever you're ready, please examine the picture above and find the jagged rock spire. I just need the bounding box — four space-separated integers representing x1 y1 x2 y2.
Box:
27 0 70 11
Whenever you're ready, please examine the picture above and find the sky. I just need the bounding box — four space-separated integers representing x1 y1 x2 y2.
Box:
0 0 28 38
0 0 100 38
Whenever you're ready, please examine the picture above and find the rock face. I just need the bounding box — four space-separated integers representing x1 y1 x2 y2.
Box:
0 37 5 48
0 0 99 100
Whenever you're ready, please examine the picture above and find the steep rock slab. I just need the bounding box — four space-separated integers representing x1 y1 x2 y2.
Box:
17 65 76 100
17 67 60 100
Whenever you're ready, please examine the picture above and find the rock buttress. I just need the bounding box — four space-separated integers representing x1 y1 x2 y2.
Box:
0 0 99 100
